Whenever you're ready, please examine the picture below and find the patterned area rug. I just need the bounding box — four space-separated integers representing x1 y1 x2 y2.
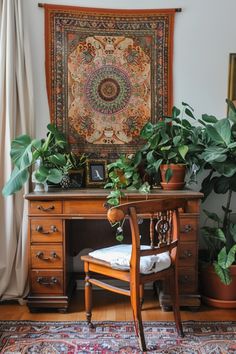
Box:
0 321 236 353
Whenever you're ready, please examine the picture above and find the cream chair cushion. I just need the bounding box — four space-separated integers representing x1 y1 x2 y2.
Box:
89 244 171 274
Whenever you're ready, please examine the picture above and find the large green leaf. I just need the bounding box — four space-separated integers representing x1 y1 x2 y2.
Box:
206 119 231 145
47 153 67 167
165 167 173 182
140 122 154 139
173 136 181 146
201 114 218 123
149 134 160 149
230 223 236 243
185 108 195 119
222 245 236 268
46 168 63 184
10 135 33 168
133 151 142 167
47 123 67 147
153 159 163 172
34 166 49 183
211 161 236 177
213 176 230 194
178 145 188 160
203 209 221 223
2 167 29 196
147 151 156 164
201 146 227 162
213 262 232 285
172 106 181 118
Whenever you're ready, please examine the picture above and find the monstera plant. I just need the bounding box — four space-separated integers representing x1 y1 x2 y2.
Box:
2 124 69 196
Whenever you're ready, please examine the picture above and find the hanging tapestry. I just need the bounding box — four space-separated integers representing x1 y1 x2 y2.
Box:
44 5 177 159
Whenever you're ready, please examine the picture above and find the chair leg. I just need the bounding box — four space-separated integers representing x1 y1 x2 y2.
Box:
139 284 144 308
84 262 94 328
170 267 184 337
130 286 147 352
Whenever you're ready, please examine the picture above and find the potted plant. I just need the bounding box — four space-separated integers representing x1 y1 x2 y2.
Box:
199 99 236 307
2 123 70 195
140 103 204 189
62 152 87 189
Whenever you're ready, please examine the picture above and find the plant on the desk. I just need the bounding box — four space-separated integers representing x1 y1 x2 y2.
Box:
140 102 204 189
104 154 150 241
60 152 87 189
2 124 69 196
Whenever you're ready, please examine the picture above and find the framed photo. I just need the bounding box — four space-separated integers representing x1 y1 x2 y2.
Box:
86 160 108 187
228 53 236 107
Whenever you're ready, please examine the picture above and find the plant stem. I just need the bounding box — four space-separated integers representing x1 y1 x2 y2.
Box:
223 188 232 230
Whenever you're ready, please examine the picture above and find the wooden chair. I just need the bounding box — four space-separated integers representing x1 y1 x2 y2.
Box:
81 198 185 352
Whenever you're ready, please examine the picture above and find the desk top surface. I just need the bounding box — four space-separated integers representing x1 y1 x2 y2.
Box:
25 188 203 200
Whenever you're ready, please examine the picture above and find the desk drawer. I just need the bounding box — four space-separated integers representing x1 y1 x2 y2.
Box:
179 215 198 241
179 268 197 293
31 245 63 268
64 200 106 215
178 243 196 266
29 201 62 215
31 219 63 243
31 270 64 294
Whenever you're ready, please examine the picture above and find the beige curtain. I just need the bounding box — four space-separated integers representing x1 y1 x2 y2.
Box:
0 0 34 301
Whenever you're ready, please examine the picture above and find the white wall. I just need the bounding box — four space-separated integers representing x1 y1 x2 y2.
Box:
22 0 236 220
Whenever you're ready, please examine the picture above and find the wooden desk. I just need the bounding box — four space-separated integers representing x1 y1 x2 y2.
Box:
25 189 203 312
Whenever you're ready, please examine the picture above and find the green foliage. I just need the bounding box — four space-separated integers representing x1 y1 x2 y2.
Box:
140 102 204 182
104 154 150 207
199 99 236 285
2 124 70 196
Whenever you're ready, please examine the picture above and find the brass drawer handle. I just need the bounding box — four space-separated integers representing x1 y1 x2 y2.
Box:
36 276 58 286
35 225 58 234
180 250 193 259
181 224 193 233
37 205 55 212
36 251 58 260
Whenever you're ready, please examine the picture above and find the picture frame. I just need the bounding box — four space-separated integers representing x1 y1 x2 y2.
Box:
86 160 108 187
228 53 236 107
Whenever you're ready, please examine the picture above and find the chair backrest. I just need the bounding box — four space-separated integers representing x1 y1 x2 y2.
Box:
107 198 186 275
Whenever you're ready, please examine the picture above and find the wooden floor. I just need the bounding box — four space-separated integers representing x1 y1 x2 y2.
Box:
0 290 236 322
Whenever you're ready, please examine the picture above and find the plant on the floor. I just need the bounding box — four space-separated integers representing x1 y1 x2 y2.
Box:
2 123 69 195
199 99 236 285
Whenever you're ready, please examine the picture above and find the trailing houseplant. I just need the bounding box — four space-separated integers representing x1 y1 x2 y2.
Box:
2 123 71 196
199 99 236 290
140 102 204 189
104 154 150 241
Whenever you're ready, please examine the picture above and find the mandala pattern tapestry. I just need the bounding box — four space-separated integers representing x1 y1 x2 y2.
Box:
44 5 176 158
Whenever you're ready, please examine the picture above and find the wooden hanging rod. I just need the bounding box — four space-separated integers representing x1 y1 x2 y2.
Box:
38 3 182 12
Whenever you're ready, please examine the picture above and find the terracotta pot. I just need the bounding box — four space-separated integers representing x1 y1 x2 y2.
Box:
160 164 186 190
199 264 236 308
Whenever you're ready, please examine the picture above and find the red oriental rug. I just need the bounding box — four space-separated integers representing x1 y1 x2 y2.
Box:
0 321 236 353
